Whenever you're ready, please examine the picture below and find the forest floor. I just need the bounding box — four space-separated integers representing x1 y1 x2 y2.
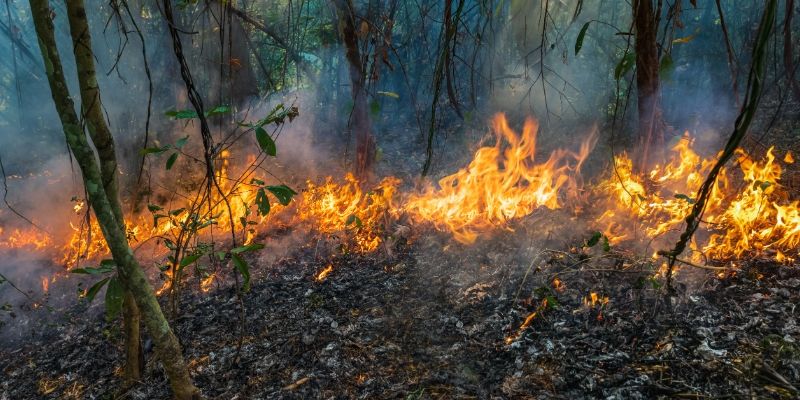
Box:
1 216 799 399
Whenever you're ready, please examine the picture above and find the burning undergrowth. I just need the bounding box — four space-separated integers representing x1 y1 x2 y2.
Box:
1 112 799 397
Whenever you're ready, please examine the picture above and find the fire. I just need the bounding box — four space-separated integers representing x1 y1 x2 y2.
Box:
297 173 400 252
406 113 595 243
600 134 800 263
315 264 334 281
0 227 52 251
200 273 216 292
505 297 550 344
41 277 49 293
583 292 608 308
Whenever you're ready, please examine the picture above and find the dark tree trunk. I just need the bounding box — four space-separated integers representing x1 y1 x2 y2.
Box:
334 0 375 179
633 0 664 170
785 0 800 104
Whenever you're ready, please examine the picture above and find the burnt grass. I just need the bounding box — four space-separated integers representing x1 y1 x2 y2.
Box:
2 223 800 399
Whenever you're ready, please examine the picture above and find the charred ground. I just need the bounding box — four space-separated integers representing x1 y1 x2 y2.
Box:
2 223 798 399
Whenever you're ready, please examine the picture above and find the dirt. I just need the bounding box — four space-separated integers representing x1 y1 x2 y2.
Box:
1 220 798 400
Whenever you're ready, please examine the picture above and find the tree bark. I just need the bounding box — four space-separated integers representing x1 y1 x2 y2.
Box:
63 1 144 384
633 0 664 170
333 0 375 179
29 1 199 398
785 0 800 104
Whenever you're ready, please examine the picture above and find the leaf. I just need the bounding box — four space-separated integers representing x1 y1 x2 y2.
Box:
84 277 110 303
175 136 189 149
231 243 265 254
673 29 700 44
166 152 178 170
586 231 602 247
377 91 400 99
140 146 169 155
71 262 115 275
165 109 199 119
147 204 163 212
255 188 270 216
250 178 265 186
614 52 636 80
255 127 277 156
659 53 674 79
266 185 297 206
231 253 251 292
575 21 591 55
602 236 611 252
170 207 186 216
105 277 124 321
369 100 381 116
206 105 231 117
674 193 696 204
345 214 363 228
179 253 203 268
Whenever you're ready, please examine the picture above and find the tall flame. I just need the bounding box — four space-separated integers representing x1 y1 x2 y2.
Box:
406 113 595 243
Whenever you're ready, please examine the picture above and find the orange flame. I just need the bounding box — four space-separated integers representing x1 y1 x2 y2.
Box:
406 113 596 243
315 264 334 281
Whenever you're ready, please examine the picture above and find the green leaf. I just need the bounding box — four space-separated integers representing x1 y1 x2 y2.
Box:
755 180 773 191
105 277 124 321
377 91 400 99
250 178 265 186
206 105 231 117
255 127 277 156
369 100 381 116
255 188 270 216
170 207 186 216
140 146 169 155
166 152 179 170
147 204 163 212
602 236 611 252
71 262 115 275
175 136 189 149
659 53 674 80
179 253 203 268
614 52 636 80
266 185 297 205
575 21 591 55
84 277 110 303
231 243 265 254
586 231 602 247
345 214 363 228
231 253 251 292
165 109 199 119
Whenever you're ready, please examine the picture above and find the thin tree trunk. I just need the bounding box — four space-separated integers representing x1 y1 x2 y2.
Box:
63 1 144 384
333 0 375 179
785 0 800 104
29 1 199 398
633 0 663 170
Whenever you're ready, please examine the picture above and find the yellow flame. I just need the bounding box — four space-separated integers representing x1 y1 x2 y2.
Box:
315 264 334 281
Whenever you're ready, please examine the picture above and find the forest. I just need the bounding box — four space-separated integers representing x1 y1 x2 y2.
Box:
0 0 799 398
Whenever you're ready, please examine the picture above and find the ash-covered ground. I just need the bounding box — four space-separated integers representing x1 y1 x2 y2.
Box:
1 216 799 399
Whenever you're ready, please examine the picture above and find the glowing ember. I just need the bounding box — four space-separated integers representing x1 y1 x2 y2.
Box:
505 298 550 345
41 277 49 293
406 113 596 243
200 273 216 292
315 264 334 281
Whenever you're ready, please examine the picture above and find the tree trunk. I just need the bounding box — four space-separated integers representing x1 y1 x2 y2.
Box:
785 0 800 104
633 0 664 170
333 0 375 179
63 1 144 384
29 1 199 398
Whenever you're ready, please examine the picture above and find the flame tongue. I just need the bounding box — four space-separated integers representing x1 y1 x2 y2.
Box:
406 113 595 243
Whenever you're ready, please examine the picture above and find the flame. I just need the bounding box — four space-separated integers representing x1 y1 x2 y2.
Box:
297 173 400 252
200 273 216 292
406 113 596 243
583 292 608 308
600 133 800 263
315 264 334 281
41 277 49 293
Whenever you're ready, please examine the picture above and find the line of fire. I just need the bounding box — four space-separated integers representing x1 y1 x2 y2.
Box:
0 1 798 399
